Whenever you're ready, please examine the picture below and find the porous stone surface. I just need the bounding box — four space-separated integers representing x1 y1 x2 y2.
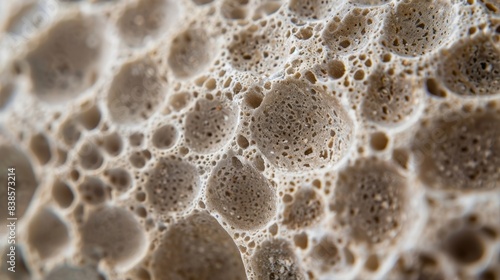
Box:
0 0 499 279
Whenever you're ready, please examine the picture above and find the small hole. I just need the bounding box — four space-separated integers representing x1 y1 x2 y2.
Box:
327 60 345 79
354 70 365 80
293 232 308 249
245 91 263 109
365 254 379 271
426 78 447 98
370 132 389 151
237 135 249 149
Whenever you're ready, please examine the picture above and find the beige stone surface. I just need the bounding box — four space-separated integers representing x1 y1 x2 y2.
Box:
0 0 499 279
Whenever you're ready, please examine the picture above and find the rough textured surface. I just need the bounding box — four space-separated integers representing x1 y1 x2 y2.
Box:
0 0 499 280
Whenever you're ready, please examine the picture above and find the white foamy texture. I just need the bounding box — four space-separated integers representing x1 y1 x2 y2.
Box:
0 0 499 279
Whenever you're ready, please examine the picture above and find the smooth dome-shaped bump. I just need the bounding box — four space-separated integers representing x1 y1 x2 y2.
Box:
184 97 238 153
361 67 421 126
283 188 324 229
381 0 455 57
412 111 500 191
288 0 334 20
228 25 288 76
206 156 277 230
334 159 409 245
250 79 353 172
80 206 147 267
45 265 102 280
251 239 306 280
0 145 38 231
107 58 165 124
145 158 200 214
118 0 177 47
439 35 500 96
152 124 178 150
27 208 69 259
168 27 215 78
152 212 247 280
25 16 103 103
323 8 376 55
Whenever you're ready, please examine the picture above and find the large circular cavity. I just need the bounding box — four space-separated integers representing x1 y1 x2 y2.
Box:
168 27 214 78
283 188 324 229
206 156 276 230
361 67 421 126
152 212 247 280
412 111 500 191
25 16 103 102
145 157 200 214
251 239 306 280
184 97 238 153
250 79 353 172
80 206 146 267
334 159 408 245
228 25 288 76
152 124 178 150
382 0 455 57
308 235 343 273
107 58 165 124
117 0 176 47
323 8 376 55
439 35 500 96
27 208 69 259
288 0 334 20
